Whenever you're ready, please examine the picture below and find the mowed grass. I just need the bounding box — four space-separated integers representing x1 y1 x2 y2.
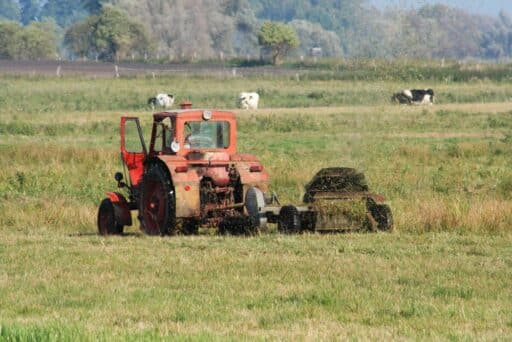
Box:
1 75 512 339
1 232 511 340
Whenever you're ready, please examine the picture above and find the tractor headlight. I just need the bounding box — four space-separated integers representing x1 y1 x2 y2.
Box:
203 110 212 120
171 140 180 153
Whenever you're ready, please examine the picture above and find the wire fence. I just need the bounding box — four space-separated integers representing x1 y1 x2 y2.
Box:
0 60 302 78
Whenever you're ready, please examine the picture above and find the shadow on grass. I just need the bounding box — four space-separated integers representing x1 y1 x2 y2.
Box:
68 232 143 237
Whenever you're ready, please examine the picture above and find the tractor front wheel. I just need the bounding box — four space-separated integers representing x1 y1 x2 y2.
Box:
97 198 124 235
139 164 176 235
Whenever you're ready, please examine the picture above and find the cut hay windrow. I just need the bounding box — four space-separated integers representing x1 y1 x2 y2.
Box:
312 198 370 231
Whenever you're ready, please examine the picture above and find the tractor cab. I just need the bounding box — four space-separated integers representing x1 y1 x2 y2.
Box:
148 109 237 158
119 103 238 191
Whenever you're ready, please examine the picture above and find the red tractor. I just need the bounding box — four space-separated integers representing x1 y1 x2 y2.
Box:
98 103 393 235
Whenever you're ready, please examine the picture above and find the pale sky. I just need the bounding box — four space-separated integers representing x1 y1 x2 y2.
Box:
370 0 511 16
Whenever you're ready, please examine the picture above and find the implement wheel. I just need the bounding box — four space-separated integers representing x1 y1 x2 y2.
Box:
366 198 393 231
139 164 176 235
97 198 123 235
372 204 393 231
278 205 302 234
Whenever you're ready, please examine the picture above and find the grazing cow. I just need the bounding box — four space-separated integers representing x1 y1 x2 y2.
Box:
148 93 175 109
392 89 434 105
238 92 259 110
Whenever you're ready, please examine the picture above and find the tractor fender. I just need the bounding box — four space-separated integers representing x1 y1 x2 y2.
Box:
231 154 269 190
231 155 270 204
156 156 201 218
235 161 270 210
236 161 269 191
105 192 132 226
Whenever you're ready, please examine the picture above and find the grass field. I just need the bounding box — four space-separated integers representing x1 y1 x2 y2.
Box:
1 73 511 339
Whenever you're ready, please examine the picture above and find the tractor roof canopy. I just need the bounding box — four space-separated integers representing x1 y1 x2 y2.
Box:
153 109 236 122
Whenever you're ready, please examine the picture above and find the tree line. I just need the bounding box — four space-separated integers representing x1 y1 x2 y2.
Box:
0 20 57 59
0 0 511 62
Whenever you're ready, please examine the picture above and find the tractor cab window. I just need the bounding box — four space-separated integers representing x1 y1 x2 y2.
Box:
154 117 174 152
184 121 230 149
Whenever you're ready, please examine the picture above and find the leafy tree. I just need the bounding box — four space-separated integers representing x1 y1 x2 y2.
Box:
0 20 57 59
481 11 512 59
290 19 341 57
64 16 96 57
226 0 259 55
258 20 299 64
0 20 58 59
64 6 152 61
40 0 88 28
0 20 21 57
414 5 485 59
0 0 21 22
111 0 243 60
249 0 379 57
83 0 104 14
249 0 306 22
18 0 104 27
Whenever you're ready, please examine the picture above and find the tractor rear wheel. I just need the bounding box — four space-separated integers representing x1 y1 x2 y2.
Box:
97 198 123 235
139 164 176 235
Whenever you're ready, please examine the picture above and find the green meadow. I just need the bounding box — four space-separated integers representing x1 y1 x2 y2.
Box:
0 72 511 339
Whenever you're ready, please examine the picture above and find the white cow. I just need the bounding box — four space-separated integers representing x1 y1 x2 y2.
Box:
148 93 175 109
238 92 259 110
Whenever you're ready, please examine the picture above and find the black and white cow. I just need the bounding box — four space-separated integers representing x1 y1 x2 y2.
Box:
392 89 434 105
148 93 175 109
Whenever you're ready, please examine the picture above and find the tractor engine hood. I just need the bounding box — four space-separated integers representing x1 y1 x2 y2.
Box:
157 152 269 189
185 151 231 186
186 152 268 187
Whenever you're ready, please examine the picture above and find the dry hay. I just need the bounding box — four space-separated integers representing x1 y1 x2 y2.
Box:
312 198 370 231
303 167 369 203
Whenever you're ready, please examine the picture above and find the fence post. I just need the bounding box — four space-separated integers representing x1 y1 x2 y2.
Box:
56 65 61 77
114 65 120 78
